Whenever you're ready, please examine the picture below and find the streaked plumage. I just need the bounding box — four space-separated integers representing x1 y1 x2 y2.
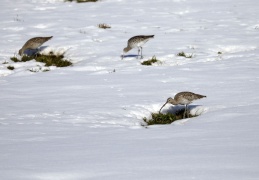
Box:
122 35 154 59
19 36 53 56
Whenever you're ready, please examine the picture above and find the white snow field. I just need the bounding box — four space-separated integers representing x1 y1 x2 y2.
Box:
1 0 259 179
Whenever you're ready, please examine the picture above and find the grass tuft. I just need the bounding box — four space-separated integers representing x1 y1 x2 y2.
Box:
7 66 15 70
143 113 177 125
35 53 72 67
21 55 34 62
98 23 111 29
143 109 197 126
141 56 161 66
10 57 20 62
177 51 193 58
10 51 72 71
11 55 36 62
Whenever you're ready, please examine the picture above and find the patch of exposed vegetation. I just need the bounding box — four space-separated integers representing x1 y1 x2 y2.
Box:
34 52 72 67
98 23 111 29
7 66 15 70
177 51 193 58
218 51 222 54
10 56 20 62
10 51 72 72
143 113 177 125
141 56 161 66
11 55 36 63
143 109 197 126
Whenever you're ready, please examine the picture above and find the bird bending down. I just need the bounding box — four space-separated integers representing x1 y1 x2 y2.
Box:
19 36 53 56
122 35 154 59
159 91 206 118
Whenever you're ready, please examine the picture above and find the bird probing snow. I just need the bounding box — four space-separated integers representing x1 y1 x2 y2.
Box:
159 91 206 118
122 35 154 59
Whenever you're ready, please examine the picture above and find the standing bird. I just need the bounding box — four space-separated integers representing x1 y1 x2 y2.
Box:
159 91 206 118
122 35 154 59
19 36 53 56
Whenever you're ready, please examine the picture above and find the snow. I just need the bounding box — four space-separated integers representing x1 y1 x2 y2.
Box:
1 0 259 179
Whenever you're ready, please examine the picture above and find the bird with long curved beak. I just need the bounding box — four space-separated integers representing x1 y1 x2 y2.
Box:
159 91 206 118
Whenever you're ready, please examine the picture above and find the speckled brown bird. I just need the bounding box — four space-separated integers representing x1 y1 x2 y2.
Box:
122 35 154 59
159 91 206 118
19 36 53 56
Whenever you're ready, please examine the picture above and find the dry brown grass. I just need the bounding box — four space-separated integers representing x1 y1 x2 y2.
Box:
98 23 111 29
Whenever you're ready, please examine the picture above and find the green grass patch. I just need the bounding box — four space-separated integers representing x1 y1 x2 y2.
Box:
7 66 15 70
141 56 161 66
35 53 72 67
9 52 72 73
143 109 197 126
177 51 193 58
11 55 37 62
10 56 20 62
21 55 35 62
143 113 178 125
10 51 72 68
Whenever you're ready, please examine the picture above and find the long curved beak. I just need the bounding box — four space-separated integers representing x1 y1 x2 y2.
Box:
159 102 167 113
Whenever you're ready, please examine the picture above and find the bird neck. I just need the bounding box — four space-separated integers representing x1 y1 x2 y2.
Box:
123 46 132 53
19 48 24 56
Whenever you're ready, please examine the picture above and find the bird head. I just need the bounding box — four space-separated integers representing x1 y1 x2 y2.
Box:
123 47 130 53
159 97 176 113
159 97 170 113
18 49 22 56
122 47 131 60
166 97 175 104
121 49 126 60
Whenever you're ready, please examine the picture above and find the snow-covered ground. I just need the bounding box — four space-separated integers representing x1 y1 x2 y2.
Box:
1 0 259 179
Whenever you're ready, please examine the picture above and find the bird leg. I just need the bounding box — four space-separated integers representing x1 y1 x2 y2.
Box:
183 104 190 118
137 47 140 59
183 104 187 119
33 48 40 58
140 47 143 59
186 105 189 118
